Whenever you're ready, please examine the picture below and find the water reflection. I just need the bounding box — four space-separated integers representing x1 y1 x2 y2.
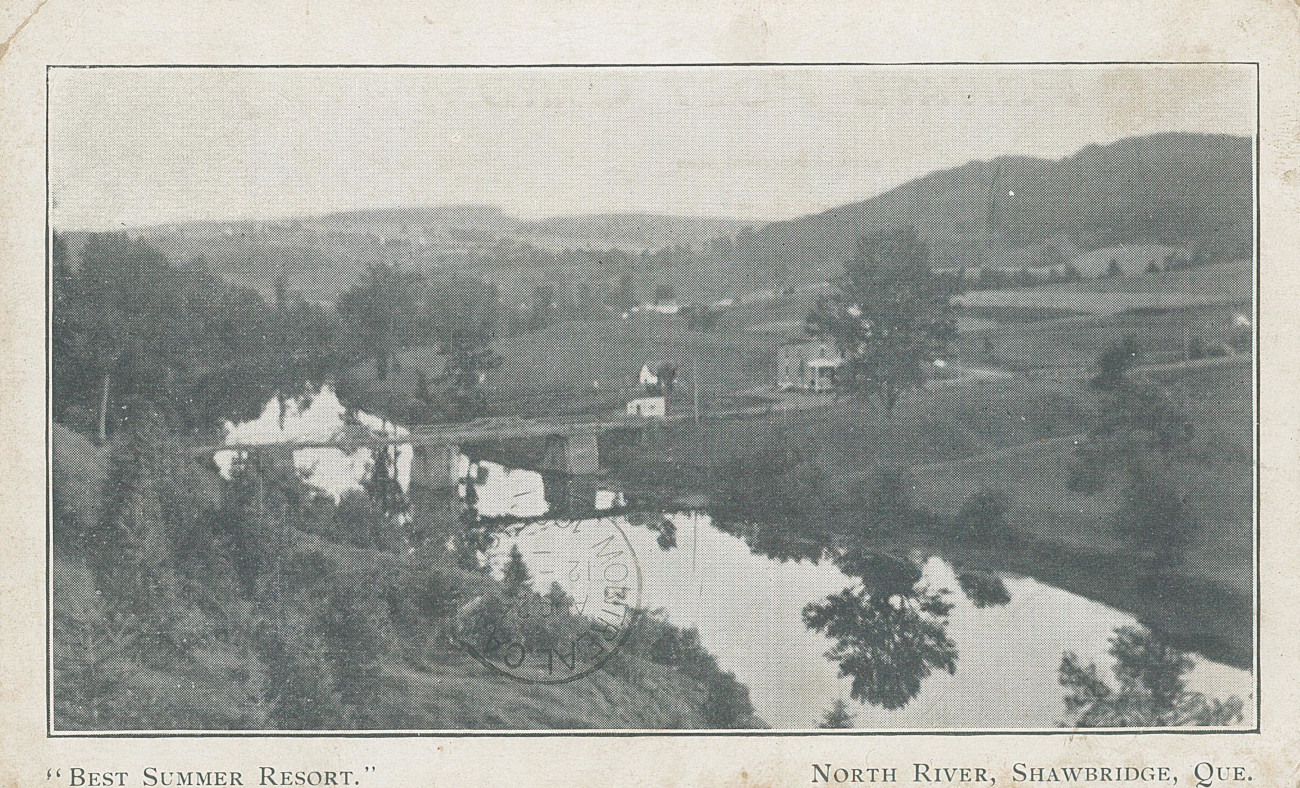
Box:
1060 626 1244 727
956 571 1012 609
709 517 830 564
448 467 1249 728
627 511 678 551
802 580 957 710
222 390 1250 727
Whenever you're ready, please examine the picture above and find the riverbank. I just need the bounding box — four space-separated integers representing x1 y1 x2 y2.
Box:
609 356 1254 670
51 423 763 730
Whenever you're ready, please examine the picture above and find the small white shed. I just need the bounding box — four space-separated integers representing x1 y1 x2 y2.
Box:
626 395 666 419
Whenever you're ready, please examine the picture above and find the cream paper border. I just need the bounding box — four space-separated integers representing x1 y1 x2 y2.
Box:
2 1 1297 785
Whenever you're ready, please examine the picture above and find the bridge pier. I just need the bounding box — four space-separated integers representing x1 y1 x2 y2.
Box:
538 433 601 476
410 443 461 491
244 445 296 475
541 472 606 518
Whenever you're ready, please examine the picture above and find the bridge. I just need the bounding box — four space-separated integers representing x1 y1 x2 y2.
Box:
195 388 837 502
201 413 661 493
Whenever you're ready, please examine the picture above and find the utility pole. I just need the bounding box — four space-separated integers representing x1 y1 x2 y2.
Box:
692 356 700 425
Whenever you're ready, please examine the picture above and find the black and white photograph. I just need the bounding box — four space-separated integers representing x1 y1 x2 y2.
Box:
47 64 1257 732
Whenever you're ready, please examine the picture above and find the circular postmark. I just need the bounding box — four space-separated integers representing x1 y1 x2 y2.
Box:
454 516 642 684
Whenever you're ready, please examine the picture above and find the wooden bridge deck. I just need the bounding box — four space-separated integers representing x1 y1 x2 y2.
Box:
195 397 815 458
202 413 652 456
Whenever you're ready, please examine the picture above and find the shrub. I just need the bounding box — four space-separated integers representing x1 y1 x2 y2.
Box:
860 468 922 533
957 570 1012 608
1115 474 1190 560
715 435 826 525
322 575 394 667
333 489 407 552
254 615 352 729
818 698 855 728
955 488 1010 541
1091 335 1141 391
637 612 757 728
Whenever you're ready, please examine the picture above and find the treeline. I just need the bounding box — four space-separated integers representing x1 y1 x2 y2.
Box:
53 231 512 440
54 229 726 438
53 233 341 442
118 223 779 310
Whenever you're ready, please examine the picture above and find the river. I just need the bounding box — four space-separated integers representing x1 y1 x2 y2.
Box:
221 390 1254 729
490 509 1252 729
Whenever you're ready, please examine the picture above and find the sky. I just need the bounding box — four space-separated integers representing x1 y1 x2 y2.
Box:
49 64 1256 231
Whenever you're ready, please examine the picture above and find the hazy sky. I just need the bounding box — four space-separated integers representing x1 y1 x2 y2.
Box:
49 65 1255 230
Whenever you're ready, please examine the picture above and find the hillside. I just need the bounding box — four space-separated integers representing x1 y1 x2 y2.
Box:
56 133 1252 307
519 213 757 250
749 132 1253 286
51 421 762 730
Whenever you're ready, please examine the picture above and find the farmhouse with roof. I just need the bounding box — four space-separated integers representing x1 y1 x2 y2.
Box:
777 340 843 392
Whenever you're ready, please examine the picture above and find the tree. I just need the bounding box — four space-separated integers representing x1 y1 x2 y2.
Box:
955 488 1010 542
362 446 408 521
684 304 719 331
501 544 532 595
808 226 955 412
54 233 338 441
818 698 856 728
1091 335 1141 391
653 283 676 304
336 263 429 381
1115 469 1191 560
55 233 163 443
1060 626 1243 727
529 284 559 331
608 272 637 312
654 362 678 394
956 571 1011 608
438 324 499 422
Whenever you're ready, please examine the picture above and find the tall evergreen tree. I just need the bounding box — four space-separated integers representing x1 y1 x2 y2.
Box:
501 544 532 595
818 698 855 728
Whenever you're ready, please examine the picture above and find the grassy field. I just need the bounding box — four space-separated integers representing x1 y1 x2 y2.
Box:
954 302 1250 372
908 361 1252 665
1043 259 1251 298
370 260 1254 423
952 260 1251 370
387 314 782 420
956 259 1251 315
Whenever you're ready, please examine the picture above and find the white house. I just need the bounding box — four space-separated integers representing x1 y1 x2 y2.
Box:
639 364 660 388
777 340 843 391
805 358 842 392
627 395 666 419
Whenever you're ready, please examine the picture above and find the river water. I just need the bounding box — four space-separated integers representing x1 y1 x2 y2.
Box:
491 510 1252 729
222 390 1254 730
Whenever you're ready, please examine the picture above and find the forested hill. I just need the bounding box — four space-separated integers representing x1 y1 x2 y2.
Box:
748 132 1253 285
